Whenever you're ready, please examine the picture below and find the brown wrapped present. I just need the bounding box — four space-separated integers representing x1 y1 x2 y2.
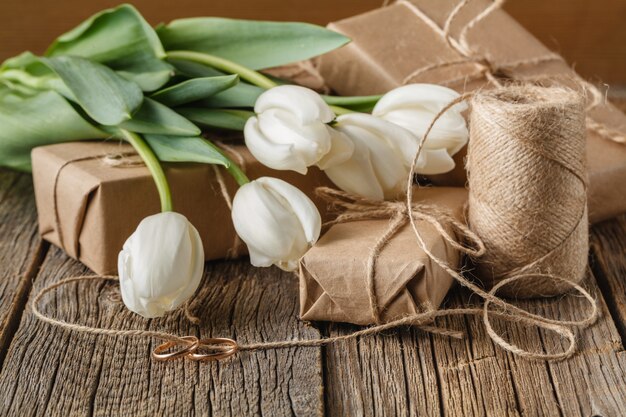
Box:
317 0 626 224
299 187 467 325
32 141 332 275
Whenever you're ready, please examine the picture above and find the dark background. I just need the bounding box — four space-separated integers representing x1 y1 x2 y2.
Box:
1 0 625 84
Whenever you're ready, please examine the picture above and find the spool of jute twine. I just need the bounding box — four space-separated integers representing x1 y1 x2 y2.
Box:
467 85 588 297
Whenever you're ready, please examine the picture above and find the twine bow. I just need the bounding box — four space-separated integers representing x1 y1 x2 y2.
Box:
316 187 484 324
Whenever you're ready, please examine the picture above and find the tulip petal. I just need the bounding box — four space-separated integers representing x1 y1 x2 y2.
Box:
256 176 322 244
247 245 276 268
244 116 309 174
333 114 410 198
117 212 204 318
168 221 204 309
255 85 335 124
257 109 331 164
316 126 355 170
118 250 142 315
373 83 468 117
380 108 467 142
415 148 457 175
324 137 386 200
232 180 302 262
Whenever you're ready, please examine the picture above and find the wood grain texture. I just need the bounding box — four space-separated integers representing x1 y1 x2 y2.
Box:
0 248 323 417
1 177 626 416
322 323 441 416
591 215 626 345
321 261 626 417
0 170 45 366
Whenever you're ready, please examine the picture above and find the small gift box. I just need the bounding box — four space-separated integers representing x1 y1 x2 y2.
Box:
32 141 332 275
317 0 626 224
299 187 467 325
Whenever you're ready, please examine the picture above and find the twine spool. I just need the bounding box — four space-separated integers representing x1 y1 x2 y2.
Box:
467 85 588 297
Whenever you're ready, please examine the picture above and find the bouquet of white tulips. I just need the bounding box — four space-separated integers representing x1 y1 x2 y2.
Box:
0 4 469 318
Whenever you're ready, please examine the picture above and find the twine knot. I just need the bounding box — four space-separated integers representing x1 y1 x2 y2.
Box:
316 186 484 324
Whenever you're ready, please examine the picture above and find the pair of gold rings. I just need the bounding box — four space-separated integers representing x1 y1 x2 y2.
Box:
152 336 238 362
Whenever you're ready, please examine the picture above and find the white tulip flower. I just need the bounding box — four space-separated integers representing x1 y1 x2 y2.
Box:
324 113 419 200
231 177 321 271
118 212 204 318
244 85 353 174
373 83 468 175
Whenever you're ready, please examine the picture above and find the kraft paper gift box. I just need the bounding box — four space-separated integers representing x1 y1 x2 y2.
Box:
316 0 626 224
32 141 332 275
299 187 466 325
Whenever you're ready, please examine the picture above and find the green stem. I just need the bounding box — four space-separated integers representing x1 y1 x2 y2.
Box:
166 50 278 90
226 162 250 187
205 139 250 186
166 50 355 115
120 129 173 212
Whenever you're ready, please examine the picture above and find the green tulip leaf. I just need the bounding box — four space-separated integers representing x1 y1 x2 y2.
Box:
46 4 173 91
176 107 253 131
116 97 201 136
158 18 350 70
0 52 71 97
200 82 263 108
41 56 143 126
321 94 383 113
145 134 230 166
151 75 238 107
0 89 108 171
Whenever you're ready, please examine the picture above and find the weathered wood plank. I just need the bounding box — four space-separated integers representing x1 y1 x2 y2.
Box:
0 170 45 366
1 169 625 417
0 248 323 417
322 322 441 417
429 290 562 417
322 224 626 417
591 215 626 340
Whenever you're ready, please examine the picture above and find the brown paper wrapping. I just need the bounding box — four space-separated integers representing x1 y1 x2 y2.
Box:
32 141 332 275
317 0 626 224
299 187 466 325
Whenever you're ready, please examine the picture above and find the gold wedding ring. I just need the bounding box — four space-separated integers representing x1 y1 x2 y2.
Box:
187 337 239 362
152 336 200 361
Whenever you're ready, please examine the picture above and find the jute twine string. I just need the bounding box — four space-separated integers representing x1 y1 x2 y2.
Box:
399 0 626 144
402 89 597 360
467 85 588 297
315 186 485 326
30 273 595 359
211 140 247 259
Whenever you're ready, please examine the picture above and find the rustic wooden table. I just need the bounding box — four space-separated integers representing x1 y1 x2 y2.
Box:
0 171 624 417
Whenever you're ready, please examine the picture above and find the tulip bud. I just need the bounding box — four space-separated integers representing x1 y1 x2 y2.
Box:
231 177 321 271
372 83 468 175
244 85 353 174
118 212 204 318
323 113 418 200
